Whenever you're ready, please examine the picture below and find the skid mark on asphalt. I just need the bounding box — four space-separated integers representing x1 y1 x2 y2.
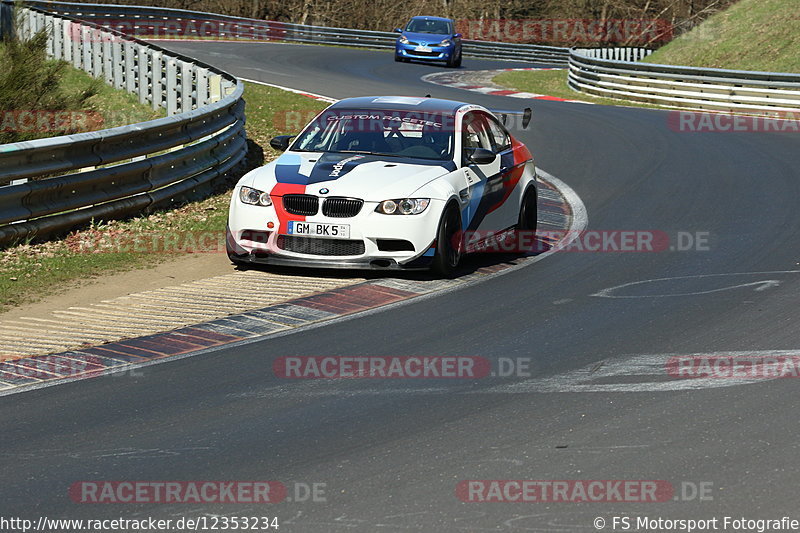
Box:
592 271 799 298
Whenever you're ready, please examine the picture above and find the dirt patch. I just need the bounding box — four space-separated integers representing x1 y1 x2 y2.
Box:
0 252 233 323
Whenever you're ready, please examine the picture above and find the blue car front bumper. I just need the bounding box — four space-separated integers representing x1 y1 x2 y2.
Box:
395 42 455 62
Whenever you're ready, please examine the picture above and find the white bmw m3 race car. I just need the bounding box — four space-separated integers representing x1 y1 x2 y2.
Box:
226 96 538 276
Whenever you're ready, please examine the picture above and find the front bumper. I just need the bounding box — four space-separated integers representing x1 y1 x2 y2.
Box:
227 196 443 270
395 42 455 62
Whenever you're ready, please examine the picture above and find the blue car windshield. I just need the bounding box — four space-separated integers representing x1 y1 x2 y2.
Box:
291 108 455 161
405 19 452 35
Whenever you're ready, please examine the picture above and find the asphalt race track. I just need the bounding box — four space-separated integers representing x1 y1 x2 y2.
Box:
3 42 800 531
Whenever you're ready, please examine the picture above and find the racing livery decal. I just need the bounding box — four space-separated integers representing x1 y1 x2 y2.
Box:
464 138 532 232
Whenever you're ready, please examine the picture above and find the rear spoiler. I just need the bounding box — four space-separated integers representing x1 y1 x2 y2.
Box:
421 95 532 129
490 107 533 129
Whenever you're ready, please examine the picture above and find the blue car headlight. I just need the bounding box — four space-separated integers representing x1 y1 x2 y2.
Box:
439 39 451 46
399 35 409 44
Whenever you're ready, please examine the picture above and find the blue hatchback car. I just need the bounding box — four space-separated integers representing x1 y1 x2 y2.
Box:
394 16 462 67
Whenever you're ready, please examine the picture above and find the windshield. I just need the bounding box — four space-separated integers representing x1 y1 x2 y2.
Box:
291 108 455 161
405 19 452 35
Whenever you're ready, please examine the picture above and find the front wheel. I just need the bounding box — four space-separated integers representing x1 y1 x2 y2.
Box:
431 204 463 278
516 187 538 253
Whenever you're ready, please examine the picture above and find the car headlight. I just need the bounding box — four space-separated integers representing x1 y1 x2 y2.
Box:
439 39 451 46
376 198 430 215
399 35 409 44
239 186 273 207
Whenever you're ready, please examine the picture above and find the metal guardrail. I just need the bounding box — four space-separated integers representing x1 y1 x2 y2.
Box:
0 2 246 246
0 0 11 39
23 0 571 65
568 47 800 113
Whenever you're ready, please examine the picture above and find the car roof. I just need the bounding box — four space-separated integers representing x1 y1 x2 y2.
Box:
328 96 471 115
408 16 452 23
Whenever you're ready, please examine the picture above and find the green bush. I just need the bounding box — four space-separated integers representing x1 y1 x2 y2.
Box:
0 25 99 144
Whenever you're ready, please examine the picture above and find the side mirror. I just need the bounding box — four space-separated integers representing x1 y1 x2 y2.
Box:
454 32 462 39
466 147 496 165
269 135 294 152
522 107 532 129
394 28 402 33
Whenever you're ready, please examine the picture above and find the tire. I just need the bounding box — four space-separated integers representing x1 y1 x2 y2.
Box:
394 54 402 62
431 204 463 277
516 186 538 253
453 52 462 68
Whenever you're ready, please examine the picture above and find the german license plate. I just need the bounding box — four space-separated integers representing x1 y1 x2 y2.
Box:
415 46 432 52
288 221 350 239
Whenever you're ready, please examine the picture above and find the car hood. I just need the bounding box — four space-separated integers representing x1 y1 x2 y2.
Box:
401 32 452 44
246 152 456 201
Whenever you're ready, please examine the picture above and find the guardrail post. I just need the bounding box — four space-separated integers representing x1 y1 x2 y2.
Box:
92 28 103 78
52 17 63 59
44 14 56 56
72 23 82 69
102 33 113 85
196 67 209 107
81 26 92 74
166 56 178 115
137 44 150 105
22 8 31 39
62 19 71 62
209 74 222 103
181 61 194 112
124 41 136 93
152 50 164 110
111 38 123 89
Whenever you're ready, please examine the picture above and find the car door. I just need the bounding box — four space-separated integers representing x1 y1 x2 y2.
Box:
483 112 524 229
459 112 506 235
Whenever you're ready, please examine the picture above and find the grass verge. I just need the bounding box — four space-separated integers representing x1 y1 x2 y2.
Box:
643 0 800 73
492 69 668 110
0 83 329 312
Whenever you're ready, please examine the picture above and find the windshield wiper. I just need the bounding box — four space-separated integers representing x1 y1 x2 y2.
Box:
333 150 407 158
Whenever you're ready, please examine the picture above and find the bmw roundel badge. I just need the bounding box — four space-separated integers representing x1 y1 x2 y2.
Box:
319 188 329 195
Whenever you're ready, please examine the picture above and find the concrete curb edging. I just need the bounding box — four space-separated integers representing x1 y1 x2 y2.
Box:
423 68 595 104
